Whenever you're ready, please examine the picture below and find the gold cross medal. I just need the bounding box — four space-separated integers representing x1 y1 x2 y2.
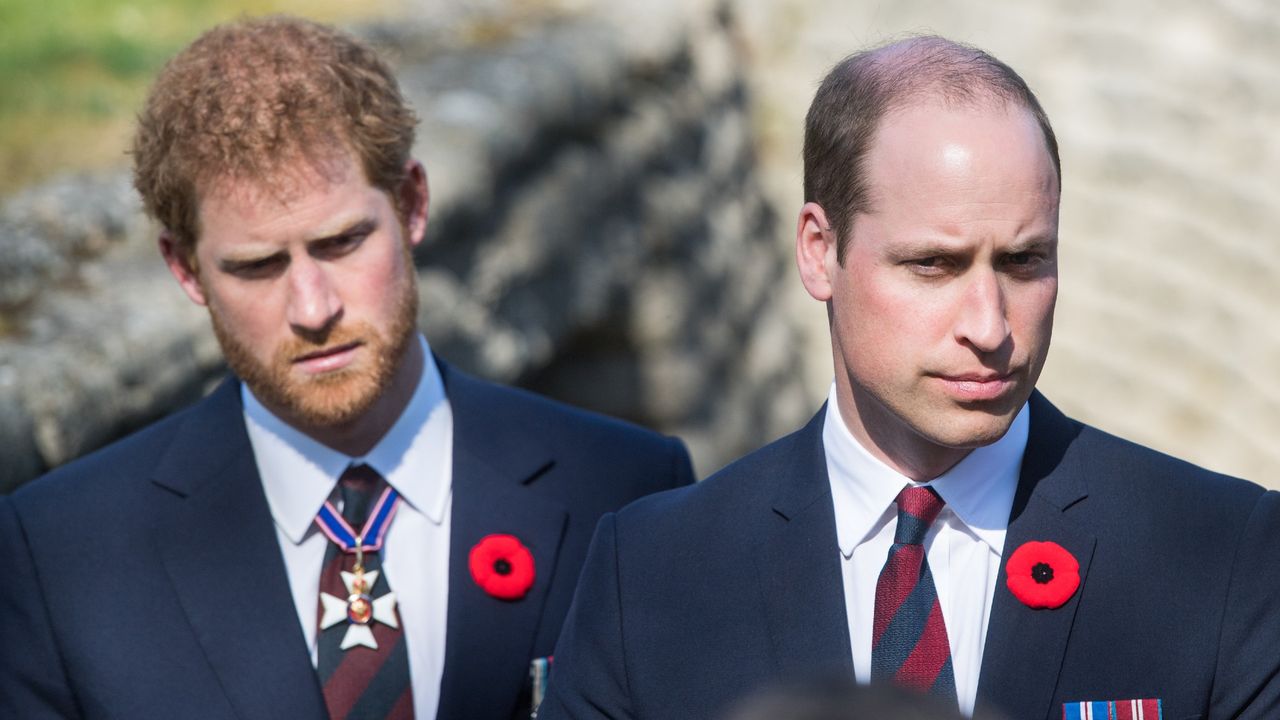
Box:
319 552 400 650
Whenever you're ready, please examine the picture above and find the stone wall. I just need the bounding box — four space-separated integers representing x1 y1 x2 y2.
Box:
735 0 1280 485
0 2 814 491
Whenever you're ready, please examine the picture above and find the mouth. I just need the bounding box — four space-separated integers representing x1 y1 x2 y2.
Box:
933 370 1019 402
292 341 362 375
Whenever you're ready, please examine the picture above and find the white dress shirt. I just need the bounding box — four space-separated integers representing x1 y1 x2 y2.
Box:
244 334 453 720
824 382 1027 717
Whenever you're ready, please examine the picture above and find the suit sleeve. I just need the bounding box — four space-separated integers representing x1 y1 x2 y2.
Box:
0 496 82 719
539 513 634 719
1210 489 1280 718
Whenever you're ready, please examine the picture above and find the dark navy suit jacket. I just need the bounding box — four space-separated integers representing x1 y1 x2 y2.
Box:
541 393 1280 720
0 360 694 720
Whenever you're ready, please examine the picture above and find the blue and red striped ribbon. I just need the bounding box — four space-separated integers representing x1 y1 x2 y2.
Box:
315 485 401 553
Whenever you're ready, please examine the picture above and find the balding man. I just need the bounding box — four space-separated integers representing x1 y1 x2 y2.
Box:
539 36 1280 720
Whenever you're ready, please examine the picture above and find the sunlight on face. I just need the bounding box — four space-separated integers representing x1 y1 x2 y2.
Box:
825 101 1059 477
194 155 420 429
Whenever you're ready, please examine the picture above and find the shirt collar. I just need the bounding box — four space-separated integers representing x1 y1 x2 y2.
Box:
245 334 453 544
824 381 1027 558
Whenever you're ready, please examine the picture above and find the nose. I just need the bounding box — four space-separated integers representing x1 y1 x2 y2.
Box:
953 269 1010 354
285 255 342 339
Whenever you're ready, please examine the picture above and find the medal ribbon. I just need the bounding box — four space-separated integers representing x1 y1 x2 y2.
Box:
314 484 401 554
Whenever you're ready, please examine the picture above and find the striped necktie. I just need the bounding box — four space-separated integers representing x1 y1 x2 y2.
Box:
870 485 958 705
316 464 414 719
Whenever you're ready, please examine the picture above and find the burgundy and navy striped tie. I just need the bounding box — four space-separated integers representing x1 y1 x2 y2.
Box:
870 486 957 705
316 464 414 719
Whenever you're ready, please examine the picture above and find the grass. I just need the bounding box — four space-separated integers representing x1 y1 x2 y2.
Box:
0 0 400 196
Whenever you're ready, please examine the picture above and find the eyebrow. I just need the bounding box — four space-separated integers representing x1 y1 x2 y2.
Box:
1004 235 1058 254
218 251 286 274
888 234 1057 260
216 217 380 272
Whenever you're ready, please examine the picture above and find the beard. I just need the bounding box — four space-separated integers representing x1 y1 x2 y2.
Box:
209 255 419 430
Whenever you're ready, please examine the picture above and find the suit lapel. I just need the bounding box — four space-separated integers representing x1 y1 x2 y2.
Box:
755 406 855 679
151 380 327 720
436 362 565 720
976 393 1095 720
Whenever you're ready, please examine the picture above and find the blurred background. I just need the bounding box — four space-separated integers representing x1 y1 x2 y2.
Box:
1 0 1276 489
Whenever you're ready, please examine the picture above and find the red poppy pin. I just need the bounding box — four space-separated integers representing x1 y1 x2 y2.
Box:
1006 541 1080 609
469 534 536 601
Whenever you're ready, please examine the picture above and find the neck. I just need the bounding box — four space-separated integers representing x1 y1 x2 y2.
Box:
305 338 425 457
835 379 972 482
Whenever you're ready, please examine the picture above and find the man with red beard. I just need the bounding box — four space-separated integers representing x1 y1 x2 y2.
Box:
0 17 692 720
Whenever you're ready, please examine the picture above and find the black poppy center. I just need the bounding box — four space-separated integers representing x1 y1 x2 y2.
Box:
493 558 513 575
1031 562 1055 584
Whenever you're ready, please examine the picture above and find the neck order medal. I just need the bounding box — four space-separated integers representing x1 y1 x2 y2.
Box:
315 486 403 650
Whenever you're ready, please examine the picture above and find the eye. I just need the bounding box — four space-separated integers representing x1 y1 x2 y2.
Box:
904 256 955 276
1001 250 1052 277
313 232 367 259
228 255 286 280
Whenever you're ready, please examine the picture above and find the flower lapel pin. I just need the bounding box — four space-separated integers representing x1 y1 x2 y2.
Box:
469 534 536 601
1006 540 1080 609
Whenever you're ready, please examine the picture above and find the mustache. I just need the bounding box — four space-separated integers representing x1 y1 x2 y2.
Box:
276 324 368 364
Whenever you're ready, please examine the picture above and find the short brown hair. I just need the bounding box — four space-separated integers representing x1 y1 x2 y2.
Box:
132 16 418 257
803 36 1061 264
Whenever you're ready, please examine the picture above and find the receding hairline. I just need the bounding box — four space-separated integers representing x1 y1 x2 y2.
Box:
802 34 1062 263
864 37 1061 205
856 35 1048 124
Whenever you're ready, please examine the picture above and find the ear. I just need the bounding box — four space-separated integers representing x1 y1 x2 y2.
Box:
158 231 208 306
795 202 838 302
399 159 430 248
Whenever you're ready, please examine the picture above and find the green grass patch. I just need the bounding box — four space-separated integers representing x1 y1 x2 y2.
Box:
0 0 398 194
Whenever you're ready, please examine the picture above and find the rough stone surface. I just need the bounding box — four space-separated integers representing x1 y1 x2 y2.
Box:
0 172 146 314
